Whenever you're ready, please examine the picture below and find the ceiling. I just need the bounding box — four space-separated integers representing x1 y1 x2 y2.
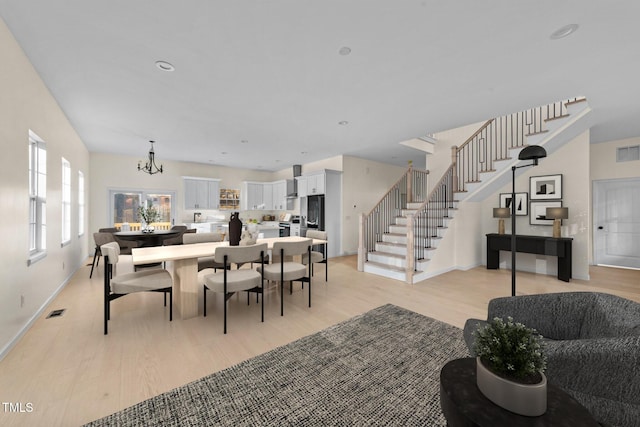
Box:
1 1 639 172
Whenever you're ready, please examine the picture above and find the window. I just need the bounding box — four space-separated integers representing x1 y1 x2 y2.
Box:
28 131 47 264
61 158 71 245
109 189 175 230
78 171 85 236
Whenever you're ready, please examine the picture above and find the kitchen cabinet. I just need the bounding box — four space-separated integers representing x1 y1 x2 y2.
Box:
241 180 289 211
297 172 325 196
306 173 325 195
184 177 220 210
272 180 287 210
241 182 264 210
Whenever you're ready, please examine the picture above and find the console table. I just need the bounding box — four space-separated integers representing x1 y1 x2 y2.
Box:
486 234 573 282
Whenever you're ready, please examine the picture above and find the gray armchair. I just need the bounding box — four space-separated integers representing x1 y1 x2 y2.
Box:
463 292 640 427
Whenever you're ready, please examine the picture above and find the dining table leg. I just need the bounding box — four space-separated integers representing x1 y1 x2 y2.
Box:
171 257 199 319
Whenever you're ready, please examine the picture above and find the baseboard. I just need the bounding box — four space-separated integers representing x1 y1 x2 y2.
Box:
0 269 75 362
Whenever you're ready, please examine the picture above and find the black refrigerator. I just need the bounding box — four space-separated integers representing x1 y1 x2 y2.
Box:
306 195 325 230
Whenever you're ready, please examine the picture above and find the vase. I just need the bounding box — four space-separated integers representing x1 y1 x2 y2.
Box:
228 212 242 246
476 357 547 416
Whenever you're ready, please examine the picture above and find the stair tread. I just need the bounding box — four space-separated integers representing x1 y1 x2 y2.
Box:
525 129 549 137
369 251 406 259
365 261 407 273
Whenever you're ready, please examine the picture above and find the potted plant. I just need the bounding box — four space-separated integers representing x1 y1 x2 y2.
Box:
473 316 547 416
137 206 160 232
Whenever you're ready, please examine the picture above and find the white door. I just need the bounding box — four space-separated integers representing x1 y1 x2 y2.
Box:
593 178 640 268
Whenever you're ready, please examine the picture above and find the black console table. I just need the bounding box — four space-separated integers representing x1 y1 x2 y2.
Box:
486 234 573 282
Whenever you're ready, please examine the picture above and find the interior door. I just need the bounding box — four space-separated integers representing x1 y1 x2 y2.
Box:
593 178 640 268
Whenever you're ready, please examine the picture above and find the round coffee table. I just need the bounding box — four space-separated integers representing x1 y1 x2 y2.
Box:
440 358 599 427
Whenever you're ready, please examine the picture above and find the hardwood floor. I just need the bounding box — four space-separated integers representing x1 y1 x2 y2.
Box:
1 255 638 426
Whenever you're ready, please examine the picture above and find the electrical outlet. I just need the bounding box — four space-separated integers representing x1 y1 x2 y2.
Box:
62 262 65 270
20 295 24 308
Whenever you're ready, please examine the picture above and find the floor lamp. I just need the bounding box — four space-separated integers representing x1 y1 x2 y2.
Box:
511 146 547 296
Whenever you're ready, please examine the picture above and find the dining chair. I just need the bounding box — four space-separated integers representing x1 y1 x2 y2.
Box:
89 232 116 278
258 238 312 316
183 232 226 271
162 225 189 246
100 242 173 335
301 230 328 281
199 243 267 334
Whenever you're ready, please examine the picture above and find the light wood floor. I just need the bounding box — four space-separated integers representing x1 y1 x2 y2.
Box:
1 256 638 426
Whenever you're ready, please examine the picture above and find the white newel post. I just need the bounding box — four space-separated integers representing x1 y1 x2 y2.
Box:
406 213 415 284
357 213 365 271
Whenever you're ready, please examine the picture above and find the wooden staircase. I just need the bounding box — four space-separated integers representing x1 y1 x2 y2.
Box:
358 97 592 284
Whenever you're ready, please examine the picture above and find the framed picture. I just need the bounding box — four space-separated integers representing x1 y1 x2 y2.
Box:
499 192 528 216
530 201 562 225
530 174 562 200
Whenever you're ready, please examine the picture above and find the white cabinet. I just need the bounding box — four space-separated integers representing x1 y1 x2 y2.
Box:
242 180 288 211
297 172 325 196
272 180 287 210
306 173 325 195
263 183 273 210
184 178 220 210
241 182 265 210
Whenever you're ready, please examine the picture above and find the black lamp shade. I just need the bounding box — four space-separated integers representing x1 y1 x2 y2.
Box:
518 145 547 161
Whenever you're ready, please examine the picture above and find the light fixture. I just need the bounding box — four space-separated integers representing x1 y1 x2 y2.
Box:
138 140 163 175
338 121 349 126
339 46 352 56
493 208 511 235
546 207 568 238
550 24 579 40
155 60 175 72
510 145 547 296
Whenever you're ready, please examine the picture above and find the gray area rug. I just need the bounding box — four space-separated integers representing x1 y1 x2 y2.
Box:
85 304 469 426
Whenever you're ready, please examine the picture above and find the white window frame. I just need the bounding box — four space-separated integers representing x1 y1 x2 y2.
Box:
78 171 85 237
28 130 47 265
61 158 71 246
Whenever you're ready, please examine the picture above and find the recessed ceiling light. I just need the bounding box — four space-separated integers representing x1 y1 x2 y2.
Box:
338 121 349 126
155 60 175 72
301 151 308 155
221 151 227 155
241 140 248 144
339 46 352 56
550 24 579 40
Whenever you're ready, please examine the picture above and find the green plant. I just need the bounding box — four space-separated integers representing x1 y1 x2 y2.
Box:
137 205 160 224
473 316 546 383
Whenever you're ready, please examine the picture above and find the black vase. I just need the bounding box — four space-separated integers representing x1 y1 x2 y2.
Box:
228 212 242 246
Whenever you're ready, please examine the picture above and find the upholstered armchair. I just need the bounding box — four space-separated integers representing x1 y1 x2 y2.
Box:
463 292 640 427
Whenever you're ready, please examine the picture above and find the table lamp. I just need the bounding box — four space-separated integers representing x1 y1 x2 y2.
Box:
493 208 511 234
546 207 568 238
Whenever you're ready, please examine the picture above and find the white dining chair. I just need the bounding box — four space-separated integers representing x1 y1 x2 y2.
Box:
199 243 267 334
100 242 173 335
258 239 312 316
302 230 328 281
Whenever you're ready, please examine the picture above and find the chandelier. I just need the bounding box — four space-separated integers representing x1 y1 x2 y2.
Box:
138 140 163 175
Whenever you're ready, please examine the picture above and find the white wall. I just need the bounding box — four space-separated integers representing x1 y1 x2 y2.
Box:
590 137 640 181
342 156 407 254
0 18 90 358
477 131 591 280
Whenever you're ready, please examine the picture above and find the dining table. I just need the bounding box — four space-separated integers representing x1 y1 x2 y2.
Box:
114 229 182 247
131 235 327 319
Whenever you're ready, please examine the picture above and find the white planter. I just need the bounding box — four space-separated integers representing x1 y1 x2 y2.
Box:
476 357 547 417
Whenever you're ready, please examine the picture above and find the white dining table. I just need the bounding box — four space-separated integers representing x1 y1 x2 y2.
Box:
131 236 326 319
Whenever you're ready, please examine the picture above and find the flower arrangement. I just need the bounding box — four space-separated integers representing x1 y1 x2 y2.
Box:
473 316 547 384
137 205 160 225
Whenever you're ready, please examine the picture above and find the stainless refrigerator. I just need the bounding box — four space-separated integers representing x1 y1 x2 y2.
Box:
305 195 325 230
